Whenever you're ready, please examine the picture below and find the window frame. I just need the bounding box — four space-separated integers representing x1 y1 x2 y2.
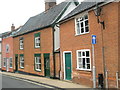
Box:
20 38 24 50
6 44 9 53
9 57 13 68
75 14 89 36
34 33 40 48
34 54 41 72
76 49 91 71
20 54 24 69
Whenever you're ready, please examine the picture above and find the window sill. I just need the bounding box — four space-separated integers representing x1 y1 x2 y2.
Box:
76 68 91 72
20 67 24 69
20 49 24 50
35 69 41 72
35 47 40 49
75 32 90 36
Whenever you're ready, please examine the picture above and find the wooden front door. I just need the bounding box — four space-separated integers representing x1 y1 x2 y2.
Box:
44 53 50 77
64 52 72 80
15 54 18 72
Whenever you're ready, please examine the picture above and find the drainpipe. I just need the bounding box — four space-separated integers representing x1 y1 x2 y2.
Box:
52 26 56 79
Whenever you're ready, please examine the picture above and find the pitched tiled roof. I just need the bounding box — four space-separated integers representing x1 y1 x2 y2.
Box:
60 0 113 22
14 1 71 37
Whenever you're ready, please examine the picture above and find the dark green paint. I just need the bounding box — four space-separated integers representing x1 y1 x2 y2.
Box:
44 53 50 77
65 53 72 80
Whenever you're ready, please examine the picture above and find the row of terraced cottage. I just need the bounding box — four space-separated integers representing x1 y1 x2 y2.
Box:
1 0 120 88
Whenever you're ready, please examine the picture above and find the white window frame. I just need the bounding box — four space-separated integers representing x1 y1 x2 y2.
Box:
35 36 40 48
20 39 24 50
76 49 91 71
20 56 24 68
3 58 6 67
75 14 89 36
9 57 12 68
35 56 41 71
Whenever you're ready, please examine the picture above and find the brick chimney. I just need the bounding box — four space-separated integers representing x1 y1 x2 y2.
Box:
11 24 15 31
45 0 56 11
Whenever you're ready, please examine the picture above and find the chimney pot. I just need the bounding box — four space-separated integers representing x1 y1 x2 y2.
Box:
11 24 15 31
45 0 56 11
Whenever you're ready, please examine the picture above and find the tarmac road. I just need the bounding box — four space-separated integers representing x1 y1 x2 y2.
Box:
2 74 47 88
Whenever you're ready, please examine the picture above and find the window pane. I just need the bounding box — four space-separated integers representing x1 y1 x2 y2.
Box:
81 22 84 27
82 52 85 56
80 17 83 21
78 58 82 64
87 64 90 69
81 28 84 33
77 23 80 34
84 15 88 19
83 58 85 69
86 51 89 57
85 27 89 32
85 20 88 26
78 52 81 57
86 58 90 63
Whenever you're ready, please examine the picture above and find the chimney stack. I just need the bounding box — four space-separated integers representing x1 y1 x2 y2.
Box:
45 0 56 11
11 24 15 31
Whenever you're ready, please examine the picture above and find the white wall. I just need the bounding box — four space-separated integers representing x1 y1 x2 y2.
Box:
54 25 60 51
58 2 77 22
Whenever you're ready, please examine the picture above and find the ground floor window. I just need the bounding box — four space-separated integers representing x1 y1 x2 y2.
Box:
77 49 91 70
20 54 24 68
3 58 6 67
34 54 41 71
9 58 12 68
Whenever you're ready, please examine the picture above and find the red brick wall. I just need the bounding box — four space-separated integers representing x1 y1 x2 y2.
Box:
13 27 56 77
60 2 119 88
2 37 14 72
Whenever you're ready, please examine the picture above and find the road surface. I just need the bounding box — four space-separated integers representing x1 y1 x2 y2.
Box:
2 74 48 88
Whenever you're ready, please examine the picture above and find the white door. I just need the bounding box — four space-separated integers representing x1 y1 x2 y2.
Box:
6 58 9 72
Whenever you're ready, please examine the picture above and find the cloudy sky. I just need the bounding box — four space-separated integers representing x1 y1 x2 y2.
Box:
0 0 83 33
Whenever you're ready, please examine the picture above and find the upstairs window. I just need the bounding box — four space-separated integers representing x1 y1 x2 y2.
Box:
20 54 24 69
75 14 89 35
34 33 40 48
6 44 9 53
34 54 41 71
20 37 24 50
77 49 91 70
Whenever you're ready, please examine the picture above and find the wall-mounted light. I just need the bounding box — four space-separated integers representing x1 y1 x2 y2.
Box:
94 3 105 29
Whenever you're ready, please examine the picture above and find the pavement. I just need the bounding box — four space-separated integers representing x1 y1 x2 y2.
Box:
0 71 90 89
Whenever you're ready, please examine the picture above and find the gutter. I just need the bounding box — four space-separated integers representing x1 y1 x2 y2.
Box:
59 1 113 24
13 25 51 38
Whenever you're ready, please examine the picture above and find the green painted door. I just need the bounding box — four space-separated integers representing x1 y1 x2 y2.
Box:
44 53 50 77
65 53 72 80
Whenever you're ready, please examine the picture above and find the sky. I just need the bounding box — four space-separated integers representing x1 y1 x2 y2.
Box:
0 0 83 33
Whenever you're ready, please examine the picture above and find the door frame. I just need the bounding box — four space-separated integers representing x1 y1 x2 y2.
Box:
63 51 72 80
